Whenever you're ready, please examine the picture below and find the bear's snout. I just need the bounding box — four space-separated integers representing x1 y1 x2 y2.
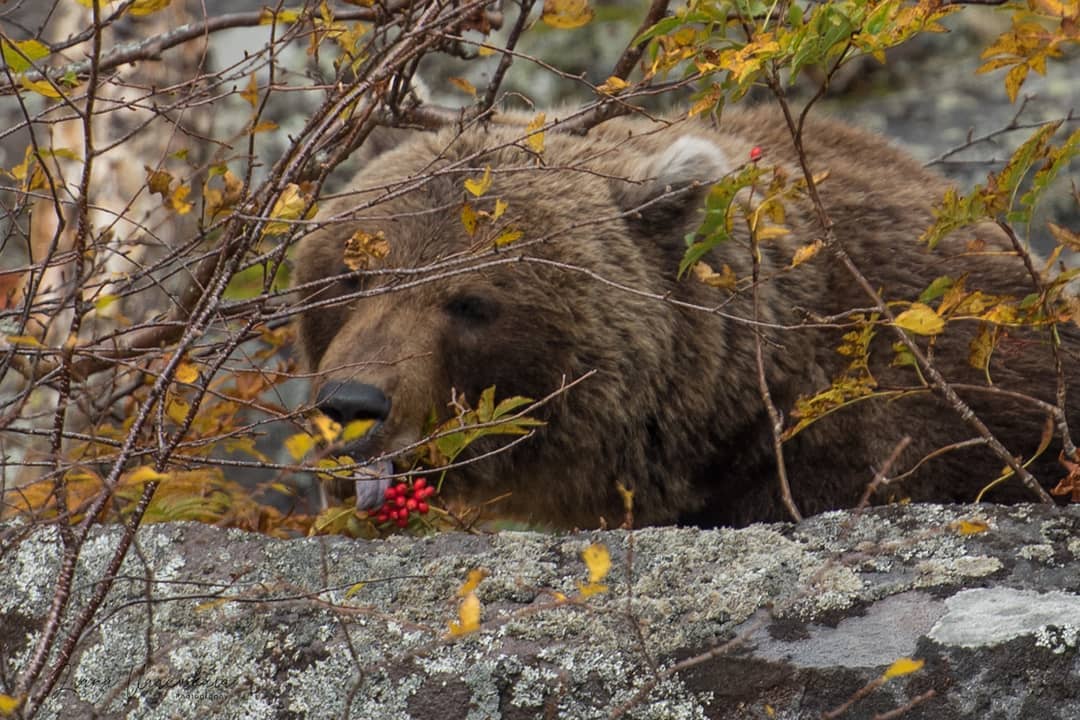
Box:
313 380 395 510
316 380 392 427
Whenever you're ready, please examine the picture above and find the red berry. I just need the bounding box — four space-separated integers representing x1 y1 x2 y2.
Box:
376 512 389 523
396 516 408 528
414 478 427 490
399 507 410 521
388 509 399 520
384 486 398 499
417 501 429 514
749 145 764 162
406 498 418 511
395 495 406 507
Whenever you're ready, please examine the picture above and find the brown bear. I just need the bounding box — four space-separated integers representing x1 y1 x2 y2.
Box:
293 106 1076 528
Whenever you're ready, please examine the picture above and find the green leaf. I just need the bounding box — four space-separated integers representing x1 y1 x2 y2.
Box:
223 261 290 301
787 2 803 27
864 0 894 35
2 39 49 73
492 395 534 419
918 275 954 304
477 386 496 422
1015 127 1080 225
679 166 760 278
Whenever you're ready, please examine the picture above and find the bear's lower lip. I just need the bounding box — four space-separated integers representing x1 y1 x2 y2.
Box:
353 458 394 510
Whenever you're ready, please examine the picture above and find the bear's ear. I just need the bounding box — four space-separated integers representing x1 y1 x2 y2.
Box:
612 135 731 233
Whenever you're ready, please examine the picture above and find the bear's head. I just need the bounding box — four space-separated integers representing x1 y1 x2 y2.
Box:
293 120 737 527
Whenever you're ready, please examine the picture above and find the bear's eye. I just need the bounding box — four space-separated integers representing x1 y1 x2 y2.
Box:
444 294 499 325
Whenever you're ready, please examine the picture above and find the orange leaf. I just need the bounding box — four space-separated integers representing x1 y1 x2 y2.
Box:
449 77 477 97
951 518 990 535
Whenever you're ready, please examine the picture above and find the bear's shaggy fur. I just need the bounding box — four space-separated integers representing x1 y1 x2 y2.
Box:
294 107 1077 528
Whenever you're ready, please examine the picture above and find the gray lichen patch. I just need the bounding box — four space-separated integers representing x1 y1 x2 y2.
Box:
746 591 946 668
928 587 1080 648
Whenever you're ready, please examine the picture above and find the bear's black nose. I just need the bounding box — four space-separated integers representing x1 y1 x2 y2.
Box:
316 381 391 425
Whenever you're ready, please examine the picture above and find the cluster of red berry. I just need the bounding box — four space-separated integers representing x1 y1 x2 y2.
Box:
373 478 435 528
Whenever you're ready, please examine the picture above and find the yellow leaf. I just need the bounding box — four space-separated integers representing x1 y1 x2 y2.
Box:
259 8 301 24
968 323 996 370
175 362 198 384
195 598 229 612
0 693 22 715
791 240 824 267
458 568 489 597
542 0 594 28
464 166 493 197
492 199 509 220
250 120 279 134
1005 63 1028 104
130 0 172 15
342 419 375 442
449 592 481 636
449 76 477 96
5 334 44 348
315 456 352 481
1048 222 1080 251
20 76 61 99
883 657 925 679
894 303 945 336
461 203 478 236
494 229 523 247
312 414 342 442
344 581 366 599
754 224 790 241
166 397 191 424
285 432 316 460
127 466 170 484
169 184 193 215
6 146 34 182
597 76 629 95
264 183 314 235
689 89 721 117
616 482 634 514
526 112 546 154
692 261 737 290
241 73 259 107
310 504 356 534
582 543 610 583
951 518 990 535
478 45 496 57
94 294 119 312
578 581 609 597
